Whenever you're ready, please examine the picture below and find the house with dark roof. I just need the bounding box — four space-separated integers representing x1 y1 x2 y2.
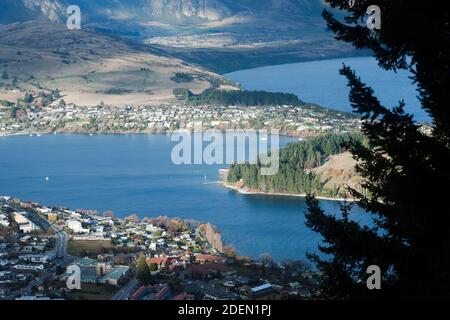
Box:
185 263 235 280
195 254 226 264
130 284 172 300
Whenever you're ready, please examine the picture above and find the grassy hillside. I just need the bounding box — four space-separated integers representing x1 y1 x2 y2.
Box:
0 21 235 106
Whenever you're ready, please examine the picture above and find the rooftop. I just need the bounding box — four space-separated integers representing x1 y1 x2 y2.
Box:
251 283 272 293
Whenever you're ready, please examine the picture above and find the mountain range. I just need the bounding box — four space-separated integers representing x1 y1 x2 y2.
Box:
0 1 362 106
0 1 361 73
0 0 326 23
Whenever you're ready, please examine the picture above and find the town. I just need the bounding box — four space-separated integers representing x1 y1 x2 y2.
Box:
0 90 361 137
0 196 321 300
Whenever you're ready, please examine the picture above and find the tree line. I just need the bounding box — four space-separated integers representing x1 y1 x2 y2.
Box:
227 132 368 197
173 88 302 106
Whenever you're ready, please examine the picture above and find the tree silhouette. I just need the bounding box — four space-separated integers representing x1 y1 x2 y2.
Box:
305 1 450 299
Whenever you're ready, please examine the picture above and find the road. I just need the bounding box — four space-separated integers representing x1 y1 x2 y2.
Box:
111 278 140 300
15 265 58 297
5 210 73 299
4 207 138 300
51 224 72 262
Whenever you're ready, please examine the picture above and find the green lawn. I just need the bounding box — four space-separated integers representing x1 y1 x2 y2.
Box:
69 283 118 300
67 240 114 257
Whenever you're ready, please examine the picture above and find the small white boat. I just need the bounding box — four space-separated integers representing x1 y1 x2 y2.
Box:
45 177 49 181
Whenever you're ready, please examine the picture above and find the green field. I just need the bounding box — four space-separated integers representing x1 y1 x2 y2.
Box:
67 240 114 257
69 283 118 300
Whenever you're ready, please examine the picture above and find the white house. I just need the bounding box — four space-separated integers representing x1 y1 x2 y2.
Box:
19 222 40 233
14 212 40 233
18 252 57 264
36 207 52 215
13 264 45 271
0 213 9 227
67 220 88 233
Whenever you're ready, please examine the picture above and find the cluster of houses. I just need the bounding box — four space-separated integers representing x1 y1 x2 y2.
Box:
0 195 321 300
64 257 130 286
0 89 362 136
0 198 60 298
13 212 40 234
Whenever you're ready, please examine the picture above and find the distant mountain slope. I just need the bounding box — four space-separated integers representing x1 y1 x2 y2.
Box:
0 1 359 74
0 21 233 106
1 0 326 23
224 0 325 15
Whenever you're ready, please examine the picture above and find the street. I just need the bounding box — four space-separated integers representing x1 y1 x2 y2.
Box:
5 208 73 299
112 278 139 300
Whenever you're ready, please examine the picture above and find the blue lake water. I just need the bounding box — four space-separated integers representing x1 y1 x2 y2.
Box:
225 57 429 122
0 133 368 262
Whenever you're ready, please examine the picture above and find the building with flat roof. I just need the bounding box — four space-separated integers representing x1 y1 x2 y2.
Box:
250 283 273 297
101 265 130 286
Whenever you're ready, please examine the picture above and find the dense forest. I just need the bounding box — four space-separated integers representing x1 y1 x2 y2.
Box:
173 88 302 106
227 132 368 198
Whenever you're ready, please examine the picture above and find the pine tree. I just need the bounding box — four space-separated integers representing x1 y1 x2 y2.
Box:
305 1 450 299
1 70 8 80
24 93 33 104
136 254 151 285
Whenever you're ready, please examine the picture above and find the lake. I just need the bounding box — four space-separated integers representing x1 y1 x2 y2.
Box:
225 57 428 122
0 133 368 262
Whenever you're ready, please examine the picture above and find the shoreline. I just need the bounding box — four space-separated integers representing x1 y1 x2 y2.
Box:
0 129 312 139
0 194 226 255
220 178 358 203
2 131 357 203
1 131 359 203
